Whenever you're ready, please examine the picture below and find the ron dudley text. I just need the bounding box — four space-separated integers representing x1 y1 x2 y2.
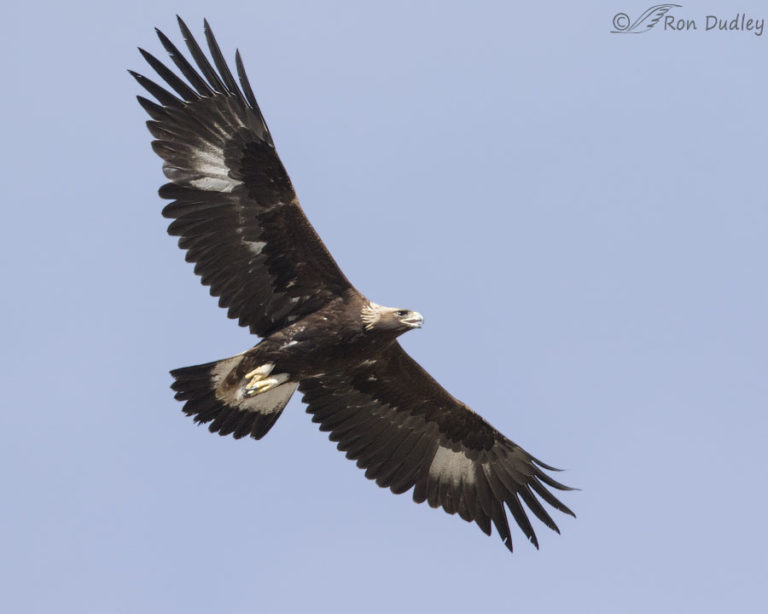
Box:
665 13 764 36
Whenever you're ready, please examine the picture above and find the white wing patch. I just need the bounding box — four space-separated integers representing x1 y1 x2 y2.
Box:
428 446 476 487
162 143 243 193
246 240 266 255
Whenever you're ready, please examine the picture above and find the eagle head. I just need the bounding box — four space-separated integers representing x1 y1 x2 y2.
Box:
362 302 423 334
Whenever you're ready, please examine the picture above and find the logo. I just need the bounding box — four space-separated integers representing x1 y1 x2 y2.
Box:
611 4 681 33
611 5 765 36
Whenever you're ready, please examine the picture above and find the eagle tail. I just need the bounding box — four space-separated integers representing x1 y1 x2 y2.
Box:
170 357 297 440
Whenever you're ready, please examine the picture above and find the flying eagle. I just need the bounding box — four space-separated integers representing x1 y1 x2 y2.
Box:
132 17 575 553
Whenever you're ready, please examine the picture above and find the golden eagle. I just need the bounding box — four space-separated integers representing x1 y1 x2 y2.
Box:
133 18 575 553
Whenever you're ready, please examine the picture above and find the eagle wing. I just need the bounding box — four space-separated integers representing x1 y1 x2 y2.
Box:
300 343 575 551
132 18 353 337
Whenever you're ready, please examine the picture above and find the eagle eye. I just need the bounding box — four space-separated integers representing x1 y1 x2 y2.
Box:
397 310 408 317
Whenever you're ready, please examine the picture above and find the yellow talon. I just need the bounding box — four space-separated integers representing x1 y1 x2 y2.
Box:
243 363 279 397
245 363 274 381
244 377 281 398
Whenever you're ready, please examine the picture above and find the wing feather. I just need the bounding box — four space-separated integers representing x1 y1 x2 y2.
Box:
235 50 260 111
176 16 227 93
138 48 198 101
155 27 213 97
134 20 354 336
203 19 241 95
300 343 574 552
130 70 182 108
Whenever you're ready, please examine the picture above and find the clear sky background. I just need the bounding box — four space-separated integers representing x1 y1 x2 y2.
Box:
1 1 766 612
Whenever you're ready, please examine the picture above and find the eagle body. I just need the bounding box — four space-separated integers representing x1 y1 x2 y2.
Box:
213 293 419 397
244 292 377 377
251 293 411 375
134 18 575 553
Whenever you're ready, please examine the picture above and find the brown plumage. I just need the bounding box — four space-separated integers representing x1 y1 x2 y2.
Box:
133 17 575 553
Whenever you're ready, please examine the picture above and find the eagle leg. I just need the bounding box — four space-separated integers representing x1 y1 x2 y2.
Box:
244 363 275 381
243 364 289 398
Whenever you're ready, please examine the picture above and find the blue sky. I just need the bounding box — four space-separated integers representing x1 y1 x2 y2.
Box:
2 1 766 612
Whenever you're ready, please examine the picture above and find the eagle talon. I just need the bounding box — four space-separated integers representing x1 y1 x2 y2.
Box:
242 363 277 397
244 377 281 397
244 363 274 381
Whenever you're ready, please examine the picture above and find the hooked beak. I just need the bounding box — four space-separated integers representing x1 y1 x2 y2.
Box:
402 312 424 329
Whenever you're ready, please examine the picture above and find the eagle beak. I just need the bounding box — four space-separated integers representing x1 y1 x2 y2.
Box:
403 312 423 329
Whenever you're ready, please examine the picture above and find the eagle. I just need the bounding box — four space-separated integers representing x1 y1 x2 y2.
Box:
132 17 575 553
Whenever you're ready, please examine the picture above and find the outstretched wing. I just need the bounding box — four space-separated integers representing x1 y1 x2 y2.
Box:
132 18 353 337
300 343 575 552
